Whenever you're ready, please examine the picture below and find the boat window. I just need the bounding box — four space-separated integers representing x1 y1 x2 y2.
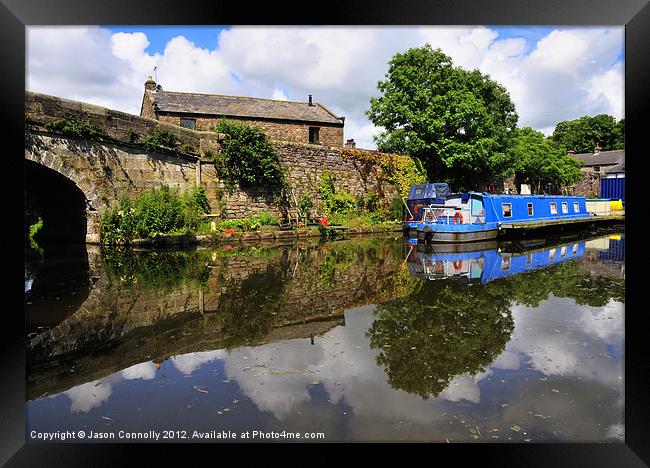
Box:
573 202 579 212
501 203 512 218
414 187 425 196
549 248 556 260
501 255 511 270
561 246 567 256
550 202 558 215
561 202 568 214
526 254 533 265
471 198 485 224
527 203 534 216
572 243 578 254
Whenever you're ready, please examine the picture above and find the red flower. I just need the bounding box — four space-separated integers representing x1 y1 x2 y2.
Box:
223 228 236 235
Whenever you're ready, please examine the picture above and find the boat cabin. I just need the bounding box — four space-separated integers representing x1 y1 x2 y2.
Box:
405 183 452 221
419 193 590 226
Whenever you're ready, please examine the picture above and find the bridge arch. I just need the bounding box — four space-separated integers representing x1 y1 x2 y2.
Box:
25 149 105 243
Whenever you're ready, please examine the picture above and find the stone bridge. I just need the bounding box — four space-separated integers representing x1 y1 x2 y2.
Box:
25 92 398 244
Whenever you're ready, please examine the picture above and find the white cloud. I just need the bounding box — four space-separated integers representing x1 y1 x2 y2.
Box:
27 25 624 148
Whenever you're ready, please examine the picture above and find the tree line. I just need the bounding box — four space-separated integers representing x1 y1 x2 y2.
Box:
366 44 625 193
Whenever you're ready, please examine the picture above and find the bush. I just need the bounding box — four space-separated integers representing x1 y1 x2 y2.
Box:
141 128 178 151
45 117 105 139
330 190 357 215
100 185 210 244
213 119 285 189
217 212 278 232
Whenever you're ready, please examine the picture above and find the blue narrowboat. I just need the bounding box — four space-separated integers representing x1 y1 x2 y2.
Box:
404 186 591 243
405 238 587 284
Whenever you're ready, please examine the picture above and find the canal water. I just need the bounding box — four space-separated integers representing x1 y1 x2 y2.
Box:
25 231 625 442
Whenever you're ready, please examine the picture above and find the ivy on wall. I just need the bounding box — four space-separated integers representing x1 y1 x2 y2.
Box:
338 148 427 198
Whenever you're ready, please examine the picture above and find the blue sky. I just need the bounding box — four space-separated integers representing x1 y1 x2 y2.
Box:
28 26 624 149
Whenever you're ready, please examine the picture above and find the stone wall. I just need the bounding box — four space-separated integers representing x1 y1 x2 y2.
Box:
200 141 401 219
26 91 221 154
571 171 601 198
158 113 344 147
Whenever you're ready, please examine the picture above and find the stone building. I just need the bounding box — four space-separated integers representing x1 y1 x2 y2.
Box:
140 76 345 147
571 146 625 178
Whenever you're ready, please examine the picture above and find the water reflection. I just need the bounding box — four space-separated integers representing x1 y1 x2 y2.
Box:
26 231 625 442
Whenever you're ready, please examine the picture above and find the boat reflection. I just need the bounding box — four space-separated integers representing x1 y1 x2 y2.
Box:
404 236 593 284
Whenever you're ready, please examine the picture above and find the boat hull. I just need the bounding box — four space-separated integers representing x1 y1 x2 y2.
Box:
416 227 499 243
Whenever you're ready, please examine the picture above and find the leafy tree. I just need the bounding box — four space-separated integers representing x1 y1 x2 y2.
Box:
213 119 285 190
550 114 624 154
366 45 519 191
510 127 582 193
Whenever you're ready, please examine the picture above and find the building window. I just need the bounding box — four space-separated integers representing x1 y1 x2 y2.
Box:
593 165 600 172
561 202 568 214
502 203 512 218
527 203 534 216
573 202 580 212
309 127 320 144
180 118 196 130
550 202 557 215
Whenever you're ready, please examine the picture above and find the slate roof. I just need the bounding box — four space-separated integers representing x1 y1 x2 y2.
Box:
572 149 624 167
605 160 625 173
150 90 343 125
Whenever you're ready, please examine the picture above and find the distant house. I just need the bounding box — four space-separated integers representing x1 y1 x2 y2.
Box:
571 146 625 202
140 76 345 147
571 147 625 179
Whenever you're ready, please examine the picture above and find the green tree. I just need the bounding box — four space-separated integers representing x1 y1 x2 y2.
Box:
510 127 583 193
213 119 285 190
366 44 519 191
550 114 624 154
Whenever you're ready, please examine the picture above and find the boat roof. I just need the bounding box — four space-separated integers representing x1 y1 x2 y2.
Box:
449 192 586 199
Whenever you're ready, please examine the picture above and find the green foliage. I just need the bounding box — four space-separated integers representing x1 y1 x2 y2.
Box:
550 115 625 154
298 194 313 220
29 217 44 241
366 44 518 191
100 185 211 244
217 212 279 231
317 172 356 215
128 130 140 143
101 248 211 292
212 119 285 189
317 172 336 215
28 217 44 252
510 127 583 193
387 196 405 221
45 117 105 139
141 128 178 150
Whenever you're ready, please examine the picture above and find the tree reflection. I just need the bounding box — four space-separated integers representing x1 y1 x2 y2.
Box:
368 279 514 399
369 251 625 399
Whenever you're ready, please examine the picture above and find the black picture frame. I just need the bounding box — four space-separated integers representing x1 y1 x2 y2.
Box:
3 0 648 465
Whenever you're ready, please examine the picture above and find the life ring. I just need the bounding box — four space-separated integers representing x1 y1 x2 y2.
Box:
453 260 463 270
453 211 463 224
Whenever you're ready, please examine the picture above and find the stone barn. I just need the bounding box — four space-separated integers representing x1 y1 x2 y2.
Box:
140 76 345 147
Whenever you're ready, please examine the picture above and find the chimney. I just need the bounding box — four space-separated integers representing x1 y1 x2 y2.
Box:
308 95 314 106
594 142 602 155
145 75 156 92
345 138 356 148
